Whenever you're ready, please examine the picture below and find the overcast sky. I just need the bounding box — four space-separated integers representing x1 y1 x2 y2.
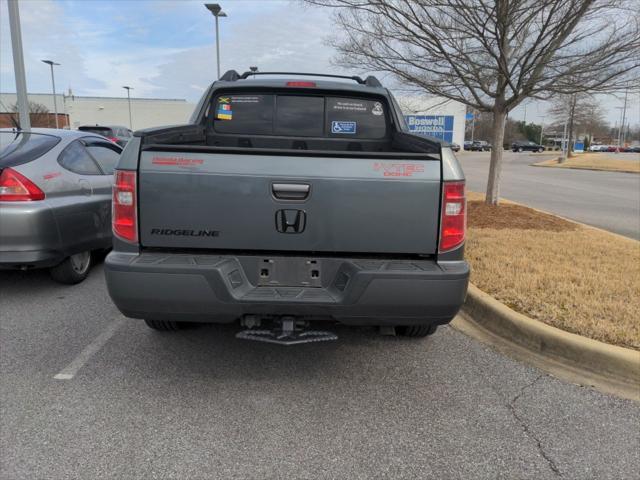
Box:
1 0 638 128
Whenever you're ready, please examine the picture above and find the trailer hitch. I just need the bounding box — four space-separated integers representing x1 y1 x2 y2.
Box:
236 316 338 345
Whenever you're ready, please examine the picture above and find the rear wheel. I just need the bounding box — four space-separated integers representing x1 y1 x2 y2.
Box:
396 324 438 338
50 251 92 284
538 147 544 153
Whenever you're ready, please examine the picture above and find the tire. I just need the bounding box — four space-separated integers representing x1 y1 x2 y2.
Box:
396 324 438 338
538 147 544 153
518 147 524 152
50 251 92 284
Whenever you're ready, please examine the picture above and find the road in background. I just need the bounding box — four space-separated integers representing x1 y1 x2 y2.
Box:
458 151 640 239
2 265 639 479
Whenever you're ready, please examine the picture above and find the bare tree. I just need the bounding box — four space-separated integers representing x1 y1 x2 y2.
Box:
11 101 51 127
465 112 534 145
306 0 640 204
547 93 606 157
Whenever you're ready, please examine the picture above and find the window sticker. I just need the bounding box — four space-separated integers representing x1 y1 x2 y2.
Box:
216 104 233 120
331 121 357 134
372 102 383 116
231 96 261 103
216 97 233 120
332 100 367 112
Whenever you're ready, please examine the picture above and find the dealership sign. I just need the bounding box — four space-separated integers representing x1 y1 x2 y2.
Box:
405 115 454 143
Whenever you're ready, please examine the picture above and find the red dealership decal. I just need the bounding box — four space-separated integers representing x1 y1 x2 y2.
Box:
43 172 62 180
152 156 204 166
373 162 425 177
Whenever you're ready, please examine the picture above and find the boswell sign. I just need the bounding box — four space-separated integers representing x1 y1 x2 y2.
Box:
405 115 454 143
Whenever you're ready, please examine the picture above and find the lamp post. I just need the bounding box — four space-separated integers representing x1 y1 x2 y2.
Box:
204 3 227 79
122 86 133 129
41 60 60 128
8 0 30 130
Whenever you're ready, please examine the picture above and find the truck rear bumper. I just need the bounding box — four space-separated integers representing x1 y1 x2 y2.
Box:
104 252 469 326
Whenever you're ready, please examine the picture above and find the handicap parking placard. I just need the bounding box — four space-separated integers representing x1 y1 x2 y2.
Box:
331 121 357 134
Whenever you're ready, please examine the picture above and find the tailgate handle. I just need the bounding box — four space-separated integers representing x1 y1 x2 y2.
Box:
272 183 310 201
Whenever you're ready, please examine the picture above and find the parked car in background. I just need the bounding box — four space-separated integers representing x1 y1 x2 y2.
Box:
78 125 132 147
0 128 122 283
466 140 491 151
450 142 460 152
589 144 607 152
512 140 545 153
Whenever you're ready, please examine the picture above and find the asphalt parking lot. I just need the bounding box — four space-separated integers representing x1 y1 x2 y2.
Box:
2 264 639 479
458 151 640 239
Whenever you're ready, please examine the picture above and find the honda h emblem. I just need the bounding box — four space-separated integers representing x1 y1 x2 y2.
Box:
275 209 306 234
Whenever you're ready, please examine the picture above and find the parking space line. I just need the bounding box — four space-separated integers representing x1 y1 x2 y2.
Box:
53 318 125 380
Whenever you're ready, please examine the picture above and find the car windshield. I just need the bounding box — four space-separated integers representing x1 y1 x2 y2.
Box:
0 131 61 168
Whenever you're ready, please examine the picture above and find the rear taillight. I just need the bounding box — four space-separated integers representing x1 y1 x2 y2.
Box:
107 136 119 144
112 170 137 242
439 181 466 253
0 168 45 201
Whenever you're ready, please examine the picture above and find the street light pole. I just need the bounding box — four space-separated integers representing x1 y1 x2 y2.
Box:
561 116 569 163
122 86 133 129
8 0 31 130
620 86 629 147
42 60 60 128
205 4 227 79
471 110 475 142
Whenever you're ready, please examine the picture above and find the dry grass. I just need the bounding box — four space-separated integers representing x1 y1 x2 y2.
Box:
534 153 640 173
465 198 640 350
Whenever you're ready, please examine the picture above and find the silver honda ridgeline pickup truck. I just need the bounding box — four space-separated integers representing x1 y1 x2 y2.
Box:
104 71 469 341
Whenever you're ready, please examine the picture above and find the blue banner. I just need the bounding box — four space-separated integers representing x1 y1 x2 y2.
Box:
405 115 454 143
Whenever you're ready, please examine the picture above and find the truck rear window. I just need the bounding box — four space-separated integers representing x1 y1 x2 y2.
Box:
213 94 387 139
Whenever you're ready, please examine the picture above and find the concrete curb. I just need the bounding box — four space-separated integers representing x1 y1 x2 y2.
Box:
453 284 640 401
530 156 640 174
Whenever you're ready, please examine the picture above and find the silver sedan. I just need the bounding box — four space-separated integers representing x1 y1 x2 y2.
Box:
0 128 122 283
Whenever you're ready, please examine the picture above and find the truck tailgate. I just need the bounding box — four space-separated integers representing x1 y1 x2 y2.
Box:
138 150 441 254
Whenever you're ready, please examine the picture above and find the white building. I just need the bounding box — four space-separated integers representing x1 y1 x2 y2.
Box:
0 92 195 130
395 95 467 146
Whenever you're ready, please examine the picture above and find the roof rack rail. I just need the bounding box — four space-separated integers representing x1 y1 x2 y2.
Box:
363 75 382 87
217 71 383 87
240 71 365 83
219 70 241 82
